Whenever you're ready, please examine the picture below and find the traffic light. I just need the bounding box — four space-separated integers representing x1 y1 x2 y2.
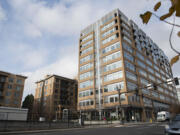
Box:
153 84 157 90
174 77 179 85
135 88 139 95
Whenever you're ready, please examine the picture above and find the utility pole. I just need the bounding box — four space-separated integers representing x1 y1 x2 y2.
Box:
117 85 123 124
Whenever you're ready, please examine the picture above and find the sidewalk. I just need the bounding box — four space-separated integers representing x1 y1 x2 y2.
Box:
0 122 158 135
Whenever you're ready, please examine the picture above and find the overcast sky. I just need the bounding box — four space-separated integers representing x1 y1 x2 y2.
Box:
0 0 180 100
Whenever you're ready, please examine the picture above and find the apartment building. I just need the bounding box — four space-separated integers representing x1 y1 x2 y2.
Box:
34 75 78 120
78 9 178 121
176 88 180 103
0 71 27 108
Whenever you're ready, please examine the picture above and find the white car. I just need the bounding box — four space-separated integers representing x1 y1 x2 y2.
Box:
157 111 170 122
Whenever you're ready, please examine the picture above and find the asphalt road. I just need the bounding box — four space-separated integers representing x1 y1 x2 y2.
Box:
14 123 165 135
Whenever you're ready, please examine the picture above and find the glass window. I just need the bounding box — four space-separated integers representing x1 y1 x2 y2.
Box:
102 34 117 45
102 27 116 38
7 84 12 89
79 80 93 88
121 22 130 31
136 52 144 61
8 78 14 83
140 78 149 86
81 34 93 43
79 99 94 106
126 71 137 81
127 81 137 91
138 69 147 77
80 54 93 64
122 28 131 38
101 20 115 31
17 79 22 84
103 51 121 63
102 41 120 54
104 71 123 82
149 74 155 82
147 66 154 74
104 94 121 103
137 60 146 69
122 41 133 53
124 52 134 62
79 89 93 97
125 61 135 71
104 82 124 92
81 40 93 49
123 35 132 44
143 97 152 107
6 91 11 96
80 46 93 56
152 91 159 98
142 88 150 95
146 59 153 66
80 71 93 80
103 61 122 72
80 63 93 72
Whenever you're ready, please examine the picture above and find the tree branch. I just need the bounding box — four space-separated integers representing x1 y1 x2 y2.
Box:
152 13 180 28
169 15 180 55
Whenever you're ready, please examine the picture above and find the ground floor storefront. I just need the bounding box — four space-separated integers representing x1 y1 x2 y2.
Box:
80 106 159 122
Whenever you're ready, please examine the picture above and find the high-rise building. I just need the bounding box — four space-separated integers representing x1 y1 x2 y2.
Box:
34 75 78 120
0 71 27 108
78 9 178 121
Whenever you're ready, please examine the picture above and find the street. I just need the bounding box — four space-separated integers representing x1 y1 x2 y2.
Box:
4 123 166 135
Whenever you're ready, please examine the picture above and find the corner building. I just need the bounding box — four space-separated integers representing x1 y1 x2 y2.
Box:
34 75 78 120
78 9 178 121
0 71 27 108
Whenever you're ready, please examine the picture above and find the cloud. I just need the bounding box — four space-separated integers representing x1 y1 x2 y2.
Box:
21 44 78 99
0 4 6 21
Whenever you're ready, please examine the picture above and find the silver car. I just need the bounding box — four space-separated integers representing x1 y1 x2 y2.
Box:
165 114 180 135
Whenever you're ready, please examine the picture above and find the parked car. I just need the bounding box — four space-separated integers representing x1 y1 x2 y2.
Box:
157 111 170 122
165 114 180 135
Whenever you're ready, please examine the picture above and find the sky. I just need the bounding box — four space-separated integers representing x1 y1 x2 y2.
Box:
0 0 180 101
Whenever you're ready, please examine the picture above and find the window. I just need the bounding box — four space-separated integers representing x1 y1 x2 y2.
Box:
0 77 6 82
79 99 94 106
138 69 147 77
8 78 14 83
7 84 12 89
128 94 140 103
103 51 121 63
125 61 135 71
102 34 117 45
80 54 93 64
155 71 161 78
152 91 159 98
80 71 93 80
104 94 121 103
124 52 134 62
102 41 120 54
142 88 150 95
80 80 93 88
143 97 152 107
140 78 148 86
81 34 93 43
137 60 146 69
157 86 164 92
149 74 155 82
79 89 93 97
146 59 152 66
6 91 11 96
80 46 93 56
147 66 154 74
121 22 130 31
126 71 137 81
16 86 21 91
136 52 144 61
123 35 132 44
104 71 123 82
122 28 131 38
81 40 93 49
17 79 22 84
102 27 116 38
80 63 93 72
14 92 20 98
122 41 133 53
127 81 137 91
103 61 122 72
101 20 115 31
104 82 124 92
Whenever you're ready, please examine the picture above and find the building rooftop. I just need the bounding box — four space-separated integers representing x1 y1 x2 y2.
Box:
0 70 27 79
